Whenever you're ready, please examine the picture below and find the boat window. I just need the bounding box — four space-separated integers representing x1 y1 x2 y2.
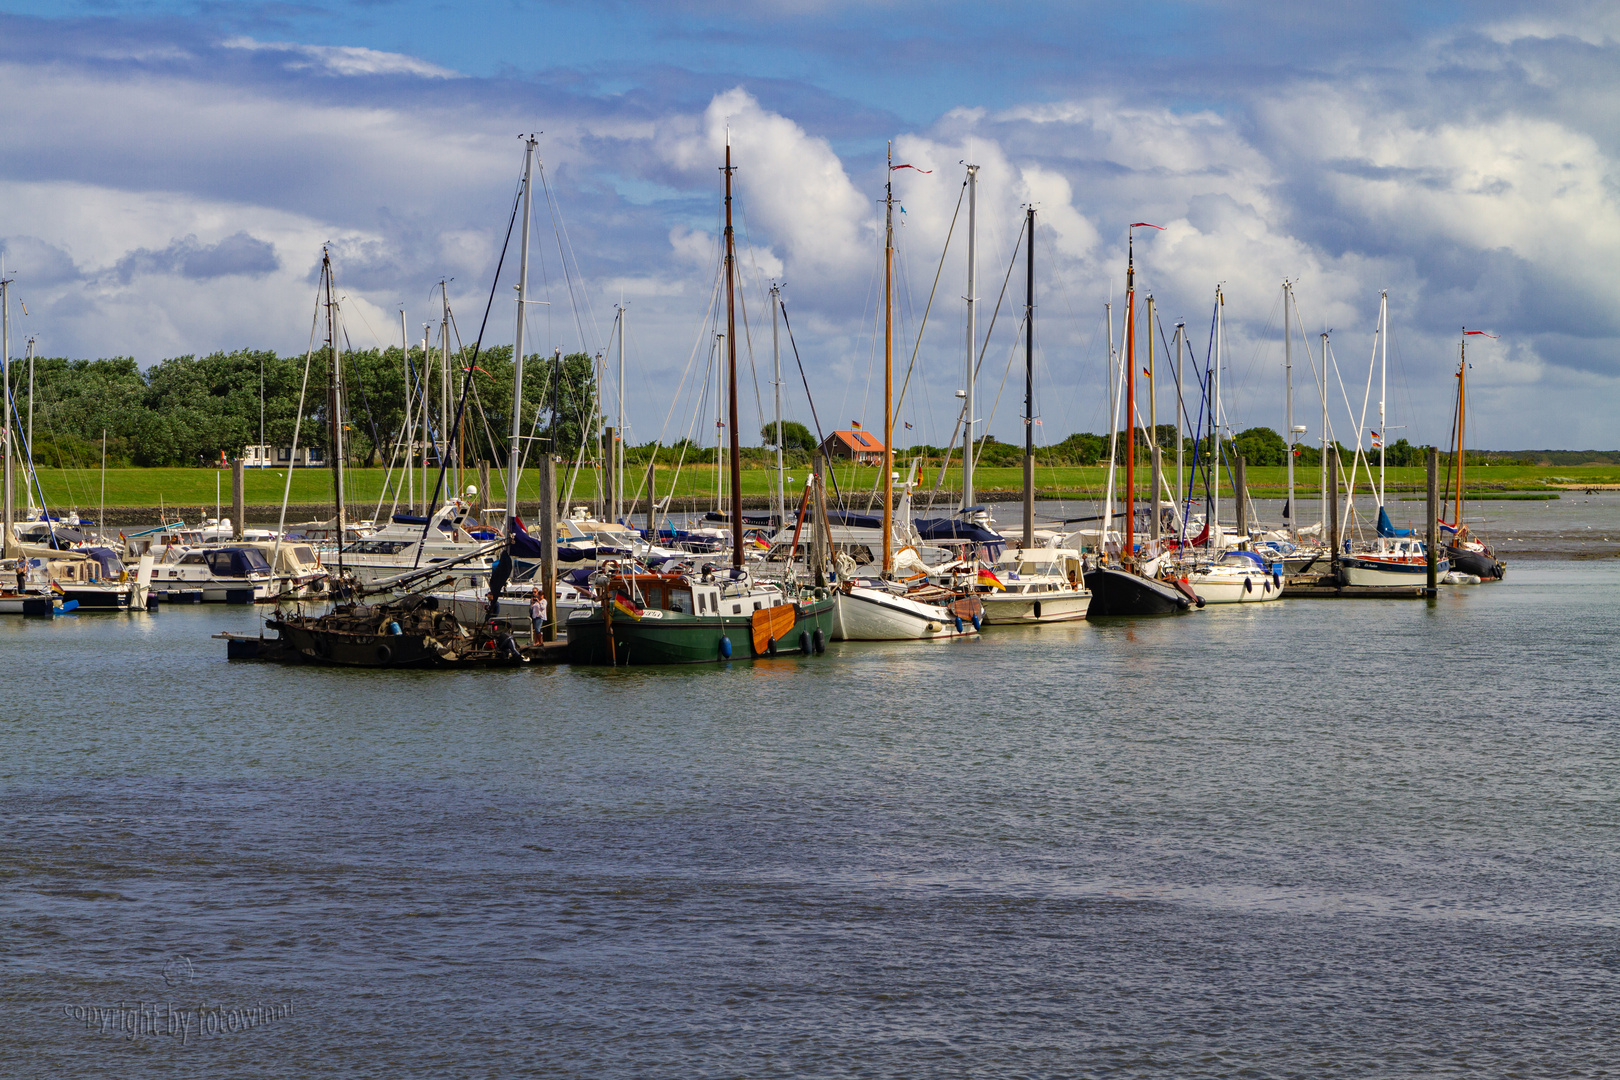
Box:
294 546 317 564
732 604 741 614
179 552 206 565
753 601 762 611
697 593 706 613
206 551 236 575
669 590 693 614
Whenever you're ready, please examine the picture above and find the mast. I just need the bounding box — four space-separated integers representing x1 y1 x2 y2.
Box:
1022 204 1035 548
1175 321 1184 532
421 323 431 513
962 162 979 513
883 143 896 574
323 248 347 557
1148 293 1160 550
723 141 744 570
24 335 36 515
1284 282 1295 537
1456 332 1467 528
616 302 626 525
507 136 537 537
1378 290 1388 507
1124 232 1137 563
1320 331 1330 536
1211 285 1223 548
771 284 785 526
1 256 11 545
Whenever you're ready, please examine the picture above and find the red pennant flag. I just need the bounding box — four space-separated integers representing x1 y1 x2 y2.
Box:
1464 330 1498 338
891 164 932 173
1130 222 1165 230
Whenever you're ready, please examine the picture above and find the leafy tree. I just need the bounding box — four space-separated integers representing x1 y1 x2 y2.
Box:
1233 426 1286 466
760 419 815 452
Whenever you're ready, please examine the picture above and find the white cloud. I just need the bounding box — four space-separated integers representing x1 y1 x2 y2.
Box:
221 37 462 79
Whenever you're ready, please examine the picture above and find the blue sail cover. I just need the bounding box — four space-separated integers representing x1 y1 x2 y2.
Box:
913 518 1006 560
1376 506 1414 538
507 516 548 558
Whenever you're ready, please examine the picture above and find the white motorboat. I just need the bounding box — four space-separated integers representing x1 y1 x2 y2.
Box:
332 500 496 592
970 541 1091 624
831 579 978 642
150 545 274 601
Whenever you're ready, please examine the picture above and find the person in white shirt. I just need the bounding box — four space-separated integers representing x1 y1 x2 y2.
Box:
529 589 547 640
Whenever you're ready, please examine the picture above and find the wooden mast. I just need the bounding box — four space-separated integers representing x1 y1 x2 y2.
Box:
1456 332 1467 529
1124 231 1136 563
724 141 744 570
882 143 895 575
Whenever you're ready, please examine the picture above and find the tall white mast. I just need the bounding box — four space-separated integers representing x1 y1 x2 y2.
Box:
1284 282 1295 537
1 257 12 542
507 136 537 535
25 335 36 514
440 282 452 498
770 283 784 525
1378 289 1388 507
962 162 979 512
1320 331 1330 534
1175 321 1185 535
616 301 626 525
421 323 431 513
1211 285 1223 547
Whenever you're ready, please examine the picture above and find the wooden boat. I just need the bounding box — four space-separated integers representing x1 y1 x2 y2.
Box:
1440 332 1507 580
249 595 543 667
566 571 835 665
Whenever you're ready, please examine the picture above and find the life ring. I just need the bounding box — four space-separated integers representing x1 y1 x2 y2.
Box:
376 644 393 663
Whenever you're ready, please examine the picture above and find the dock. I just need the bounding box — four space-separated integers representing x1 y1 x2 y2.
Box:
1285 573 1429 599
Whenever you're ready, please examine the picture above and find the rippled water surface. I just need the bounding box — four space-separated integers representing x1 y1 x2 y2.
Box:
5 515 1620 1076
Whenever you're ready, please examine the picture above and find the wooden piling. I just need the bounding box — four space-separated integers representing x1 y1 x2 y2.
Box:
231 459 245 539
1426 445 1439 597
538 453 557 642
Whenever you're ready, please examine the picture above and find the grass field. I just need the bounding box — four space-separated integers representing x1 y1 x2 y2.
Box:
21 461 1620 511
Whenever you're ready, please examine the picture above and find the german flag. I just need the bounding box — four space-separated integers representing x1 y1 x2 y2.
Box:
751 534 770 550
49 580 66 596
611 593 643 620
976 567 1005 591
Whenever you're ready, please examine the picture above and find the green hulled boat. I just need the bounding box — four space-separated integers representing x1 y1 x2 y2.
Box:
566 572 836 666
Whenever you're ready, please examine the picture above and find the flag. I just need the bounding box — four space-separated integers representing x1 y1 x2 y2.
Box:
903 421 913 430
1130 222 1165 230
851 420 862 429
976 567 1005 591
751 534 770 550
611 593 643 620
49 581 66 596
1034 419 1042 426
1464 330 1498 338
891 163 933 173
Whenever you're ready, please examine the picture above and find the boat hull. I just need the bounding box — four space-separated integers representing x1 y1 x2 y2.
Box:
0 594 54 616
1083 566 1191 616
977 589 1091 624
1445 546 1504 580
1182 569 1284 604
1340 556 1449 587
832 586 978 641
60 583 133 609
268 618 450 667
568 595 837 665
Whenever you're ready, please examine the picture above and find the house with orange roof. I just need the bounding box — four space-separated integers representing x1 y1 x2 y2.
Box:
819 428 886 464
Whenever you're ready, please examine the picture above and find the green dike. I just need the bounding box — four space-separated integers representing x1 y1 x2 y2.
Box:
22 461 1619 511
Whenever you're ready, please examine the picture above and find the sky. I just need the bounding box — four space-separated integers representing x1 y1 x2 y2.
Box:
2 0 1618 452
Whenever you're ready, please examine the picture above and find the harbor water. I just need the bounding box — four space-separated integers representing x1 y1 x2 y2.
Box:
4 497 1619 1076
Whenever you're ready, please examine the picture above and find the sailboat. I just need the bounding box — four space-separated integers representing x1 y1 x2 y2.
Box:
974 204 1090 624
567 139 836 664
1084 226 1196 615
830 148 979 641
1440 330 1506 580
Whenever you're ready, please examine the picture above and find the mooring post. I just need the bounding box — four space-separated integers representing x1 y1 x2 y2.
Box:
1235 454 1248 541
538 453 557 642
1328 448 1341 581
1426 445 1439 597
231 459 245 540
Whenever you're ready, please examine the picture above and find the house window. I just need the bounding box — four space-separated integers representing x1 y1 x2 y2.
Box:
277 448 292 462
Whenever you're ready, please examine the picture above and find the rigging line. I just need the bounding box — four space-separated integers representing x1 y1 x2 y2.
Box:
269 286 326 577
893 176 967 423
778 299 844 508
416 169 523 563
337 323 386 468
539 162 600 356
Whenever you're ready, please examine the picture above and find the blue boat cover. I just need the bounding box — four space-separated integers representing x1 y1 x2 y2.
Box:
913 517 1007 559
1376 506 1414 538
507 516 548 558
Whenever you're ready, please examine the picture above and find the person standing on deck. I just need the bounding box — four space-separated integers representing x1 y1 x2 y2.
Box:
529 588 547 641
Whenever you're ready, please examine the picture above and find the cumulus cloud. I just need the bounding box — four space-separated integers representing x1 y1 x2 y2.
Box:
113 231 279 283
